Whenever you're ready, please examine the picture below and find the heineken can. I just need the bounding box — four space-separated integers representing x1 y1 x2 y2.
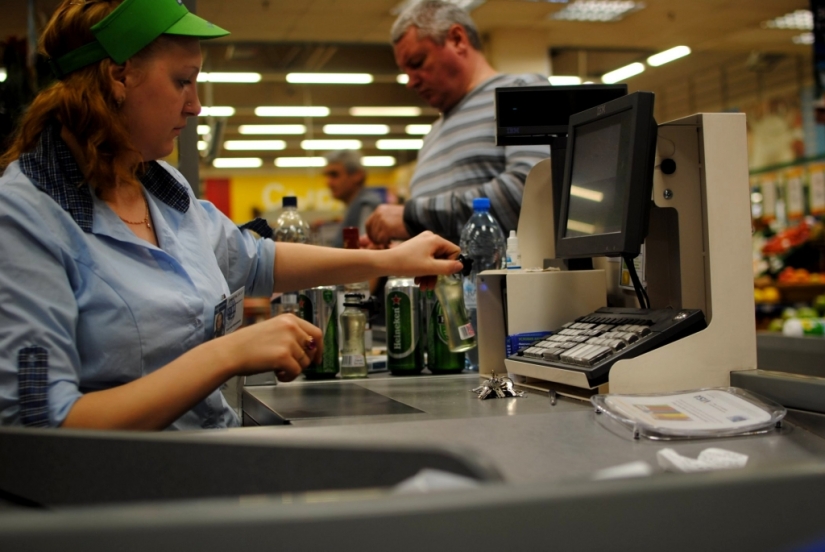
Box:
302 286 339 380
296 289 314 324
425 290 465 374
385 277 424 375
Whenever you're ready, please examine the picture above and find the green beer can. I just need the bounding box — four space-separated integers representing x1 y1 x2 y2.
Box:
385 277 424 375
426 290 465 374
303 286 339 380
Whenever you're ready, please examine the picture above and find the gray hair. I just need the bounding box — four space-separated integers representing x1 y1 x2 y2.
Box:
390 1 482 50
324 150 365 175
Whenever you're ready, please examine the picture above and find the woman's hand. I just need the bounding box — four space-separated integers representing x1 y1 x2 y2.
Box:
222 314 323 381
384 231 463 290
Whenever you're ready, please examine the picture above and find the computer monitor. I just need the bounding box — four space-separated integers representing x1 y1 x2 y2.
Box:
495 84 628 146
555 91 657 260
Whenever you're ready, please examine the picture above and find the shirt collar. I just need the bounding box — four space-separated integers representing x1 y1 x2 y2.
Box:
18 124 190 232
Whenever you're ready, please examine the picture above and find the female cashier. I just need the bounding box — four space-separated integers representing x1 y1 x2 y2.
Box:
0 0 462 431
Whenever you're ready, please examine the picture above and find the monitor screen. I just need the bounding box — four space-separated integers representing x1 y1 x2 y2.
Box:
495 84 627 146
555 92 657 259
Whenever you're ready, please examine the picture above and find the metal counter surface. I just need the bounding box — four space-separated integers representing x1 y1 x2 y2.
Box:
235 373 825 485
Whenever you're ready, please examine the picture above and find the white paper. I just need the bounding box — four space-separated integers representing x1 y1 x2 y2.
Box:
592 461 653 480
604 389 771 432
657 447 748 473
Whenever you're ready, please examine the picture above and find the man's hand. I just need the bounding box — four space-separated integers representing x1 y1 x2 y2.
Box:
365 204 410 245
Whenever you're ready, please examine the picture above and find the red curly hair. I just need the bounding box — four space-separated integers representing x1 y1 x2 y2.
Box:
0 0 144 192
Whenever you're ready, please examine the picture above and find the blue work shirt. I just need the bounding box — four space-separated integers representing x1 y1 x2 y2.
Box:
0 126 276 430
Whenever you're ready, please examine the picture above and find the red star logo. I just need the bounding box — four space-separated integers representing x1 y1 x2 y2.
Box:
391 295 402 305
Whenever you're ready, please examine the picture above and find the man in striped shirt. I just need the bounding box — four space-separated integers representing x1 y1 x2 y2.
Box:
365 0 550 245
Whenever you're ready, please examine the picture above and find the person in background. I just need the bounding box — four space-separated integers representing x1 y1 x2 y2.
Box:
365 0 549 246
323 150 382 248
0 0 462 431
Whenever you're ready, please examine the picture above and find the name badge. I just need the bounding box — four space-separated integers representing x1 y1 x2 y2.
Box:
212 287 245 338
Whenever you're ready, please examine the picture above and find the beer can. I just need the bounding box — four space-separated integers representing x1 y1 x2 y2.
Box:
385 277 424 375
303 285 339 380
425 290 465 374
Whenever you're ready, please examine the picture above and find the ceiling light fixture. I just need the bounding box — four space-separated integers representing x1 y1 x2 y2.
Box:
238 125 307 135
198 72 261 83
553 1 644 22
376 139 424 150
601 62 645 84
301 139 362 150
197 125 211 135
197 141 207 151
647 45 691 67
0 68 6 83
362 156 397 167
548 76 582 85
397 74 409 84
762 9 813 30
224 140 287 151
286 73 373 84
255 106 330 117
323 124 390 135
350 106 422 117
213 158 263 169
200 106 235 117
275 157 327 168
405 124 432 135
793 32 815 45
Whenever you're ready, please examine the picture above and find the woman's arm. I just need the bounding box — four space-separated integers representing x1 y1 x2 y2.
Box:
62 314 322 430
273 231 462 293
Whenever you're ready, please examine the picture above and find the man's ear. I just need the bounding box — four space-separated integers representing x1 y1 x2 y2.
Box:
446 24 469 55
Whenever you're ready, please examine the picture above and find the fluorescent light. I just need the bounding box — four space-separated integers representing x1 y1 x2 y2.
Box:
397 74 409 84
213 158 263 169
323 124 390 135
376 139 423 150
567 220 595 234
793 32 815 45
548 76 582 85
350 106 422 117
200 106 235 117
301 139 362 150
601 62 645 84
570 185 603 202
275 157 327 168
255 106 330 117
198 72 261 83
224 140 287 151
553 1 644 22
0 69 6 83
762 9 812 30
286 73 373 84
405 124 432 135
198 141 207 151
197 125 211 135
647 46 691 67
362 156 397 167
239 124 306 135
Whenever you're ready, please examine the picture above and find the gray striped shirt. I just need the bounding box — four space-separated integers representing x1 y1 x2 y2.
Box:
402 73 550 243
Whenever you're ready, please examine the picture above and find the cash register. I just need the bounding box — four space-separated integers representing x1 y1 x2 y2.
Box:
478 87 757 396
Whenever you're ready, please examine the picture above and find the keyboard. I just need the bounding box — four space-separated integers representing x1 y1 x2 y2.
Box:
508 307 706 387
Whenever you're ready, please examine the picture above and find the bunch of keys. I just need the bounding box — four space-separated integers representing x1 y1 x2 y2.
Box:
472 372 525 400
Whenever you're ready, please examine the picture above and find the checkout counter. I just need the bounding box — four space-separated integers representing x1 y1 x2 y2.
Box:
3 107 825 551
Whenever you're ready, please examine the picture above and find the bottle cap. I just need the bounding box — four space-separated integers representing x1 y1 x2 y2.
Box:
472 197 490 212
343 292 367 307
282 196 297 208
342 227 360 249
457 254 474 276
508 230 518 246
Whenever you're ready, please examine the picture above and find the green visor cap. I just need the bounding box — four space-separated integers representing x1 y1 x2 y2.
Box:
49 0 229 79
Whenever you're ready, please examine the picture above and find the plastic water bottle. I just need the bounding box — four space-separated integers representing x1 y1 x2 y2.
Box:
459 197 506 370
271 196 310 316
273 196 310 243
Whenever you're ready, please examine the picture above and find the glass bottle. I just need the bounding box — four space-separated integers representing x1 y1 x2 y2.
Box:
434 256 477 353
340 293 368 379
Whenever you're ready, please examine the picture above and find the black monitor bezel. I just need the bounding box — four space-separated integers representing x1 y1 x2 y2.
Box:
555 91 657 260
495 84 628 146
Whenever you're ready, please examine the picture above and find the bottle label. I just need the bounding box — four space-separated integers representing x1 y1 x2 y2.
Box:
387 291 415 358
342 354 366 367
463 278 477 309
458 323 476 340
